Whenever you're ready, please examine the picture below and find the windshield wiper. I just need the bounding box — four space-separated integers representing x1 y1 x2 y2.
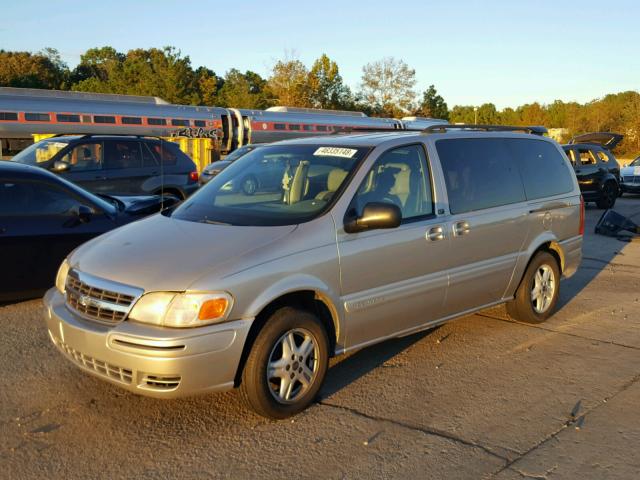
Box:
97 194 124 211
201 219 232 226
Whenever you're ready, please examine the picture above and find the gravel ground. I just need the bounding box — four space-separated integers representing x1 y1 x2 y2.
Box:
2 197 640 480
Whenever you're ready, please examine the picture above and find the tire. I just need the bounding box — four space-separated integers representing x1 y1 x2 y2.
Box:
241 175 258 195
506 251 560 324
239 307 329 419
596 182 617 209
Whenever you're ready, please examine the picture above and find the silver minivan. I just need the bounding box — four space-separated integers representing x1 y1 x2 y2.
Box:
44 127 583 418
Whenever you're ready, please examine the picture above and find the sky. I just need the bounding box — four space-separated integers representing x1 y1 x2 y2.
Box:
1 0 638 109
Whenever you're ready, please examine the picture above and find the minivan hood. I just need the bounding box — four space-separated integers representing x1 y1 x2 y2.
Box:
70 214 297 292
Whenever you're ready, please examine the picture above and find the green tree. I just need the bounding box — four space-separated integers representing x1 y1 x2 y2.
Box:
267 58 311 107
359 57 416 117
71 47 200 104
0 49 67 89
415 85 449 120
217 69 270 109
308 54 352 109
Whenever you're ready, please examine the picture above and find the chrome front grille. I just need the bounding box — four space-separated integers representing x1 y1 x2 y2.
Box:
65 270 142 326
53 336 133 385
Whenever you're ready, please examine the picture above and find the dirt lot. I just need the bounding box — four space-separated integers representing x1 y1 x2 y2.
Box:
2 198 640 480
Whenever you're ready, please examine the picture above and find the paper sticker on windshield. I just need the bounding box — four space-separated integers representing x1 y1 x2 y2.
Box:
634 166 640 176
314 147 358 158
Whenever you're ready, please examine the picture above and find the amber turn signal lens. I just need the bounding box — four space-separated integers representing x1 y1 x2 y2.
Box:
198 298 228 320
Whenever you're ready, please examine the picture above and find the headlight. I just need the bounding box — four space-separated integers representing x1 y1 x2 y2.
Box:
55 259 70 293
128 292 233 328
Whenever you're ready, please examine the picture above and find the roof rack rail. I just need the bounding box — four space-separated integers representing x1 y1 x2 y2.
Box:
329 126 405 135
422 124 548 136
48 133 164 140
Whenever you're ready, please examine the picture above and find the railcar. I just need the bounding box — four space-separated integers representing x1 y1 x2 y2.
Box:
0 87 446 160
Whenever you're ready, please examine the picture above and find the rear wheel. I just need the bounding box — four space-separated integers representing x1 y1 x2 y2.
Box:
239 307 329 419
507 251 560 324
596 182 617 209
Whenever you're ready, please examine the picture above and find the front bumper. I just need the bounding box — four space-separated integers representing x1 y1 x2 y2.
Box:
621 182 640 193
43 288 252 398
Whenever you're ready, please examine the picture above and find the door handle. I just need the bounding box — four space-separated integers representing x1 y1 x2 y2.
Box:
426 226 445 241
453 221 470 236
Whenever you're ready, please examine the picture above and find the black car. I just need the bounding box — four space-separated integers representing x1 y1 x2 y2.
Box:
12 135 200 199
200 144 264 187
0 161 179 301
562 132 622 209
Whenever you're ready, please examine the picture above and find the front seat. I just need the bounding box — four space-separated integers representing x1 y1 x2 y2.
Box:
315 168 348 201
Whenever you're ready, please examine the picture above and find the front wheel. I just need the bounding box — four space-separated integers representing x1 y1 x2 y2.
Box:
239 307 329 419
507 251 560 324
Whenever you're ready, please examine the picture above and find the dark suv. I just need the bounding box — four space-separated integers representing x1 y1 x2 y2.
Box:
12 135 199 199
562 132 622 209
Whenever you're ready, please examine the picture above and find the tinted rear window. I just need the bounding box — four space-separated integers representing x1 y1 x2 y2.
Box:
506 139 574 200
437 138 526 214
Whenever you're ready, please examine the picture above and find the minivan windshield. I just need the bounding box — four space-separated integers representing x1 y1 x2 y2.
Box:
171 144 369 226
629 157 640 167
12 137 75 165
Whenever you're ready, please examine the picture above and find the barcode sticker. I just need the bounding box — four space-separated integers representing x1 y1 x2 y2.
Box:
314 147 358 158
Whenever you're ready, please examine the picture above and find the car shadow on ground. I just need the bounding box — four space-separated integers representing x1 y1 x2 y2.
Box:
320 328 434 399
554 202 640 314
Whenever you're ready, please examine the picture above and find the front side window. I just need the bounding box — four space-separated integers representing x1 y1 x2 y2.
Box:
0 181 86 216
171 144 369 226
348 144 434 221
60 142 104 171
437 138 526 215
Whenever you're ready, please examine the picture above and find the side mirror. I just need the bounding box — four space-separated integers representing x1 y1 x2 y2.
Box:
71 204 93 223
52 160 70 172
344 202 402 234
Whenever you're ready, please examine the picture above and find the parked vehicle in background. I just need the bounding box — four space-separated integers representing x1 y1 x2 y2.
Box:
563 132 622 208
620 156 640 195
11 135 200 199
0 162 179 302
44 126 582 419
200 144 264 186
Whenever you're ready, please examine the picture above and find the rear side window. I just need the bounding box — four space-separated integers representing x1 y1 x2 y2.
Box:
436 138 525 214
105 141 142 169
507 139 574 200
578 149 597 165
149 142 178 165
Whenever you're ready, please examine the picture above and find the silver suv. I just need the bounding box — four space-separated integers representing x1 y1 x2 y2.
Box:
44 126 583 419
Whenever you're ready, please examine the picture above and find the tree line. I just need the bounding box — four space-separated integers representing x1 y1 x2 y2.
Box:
1 47 638 156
